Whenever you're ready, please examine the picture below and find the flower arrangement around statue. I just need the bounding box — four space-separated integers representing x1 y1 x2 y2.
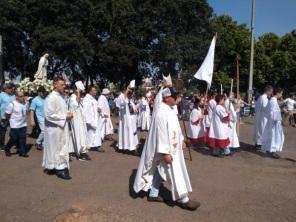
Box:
17 78 53 95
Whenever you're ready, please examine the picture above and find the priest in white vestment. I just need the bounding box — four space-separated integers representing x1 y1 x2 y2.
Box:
98 88 114 140
82 86 104 152
34 53 49 81
262 88 284 159
42 77 73 180
254 86 273 149
134 87 200 211
133 76 171 195
138 92 152 131
115 86 138 154
224 93 240 152
67 88 91 161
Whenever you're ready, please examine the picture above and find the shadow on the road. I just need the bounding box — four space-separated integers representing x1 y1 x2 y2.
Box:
137 138 146 155
190 142 272 159
129 169 146 199
191 144 212 157
26 143 34 154
239 142 270 158
128 169 181 208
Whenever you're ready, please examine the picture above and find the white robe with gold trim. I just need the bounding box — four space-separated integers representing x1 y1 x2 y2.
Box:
134 102 192 201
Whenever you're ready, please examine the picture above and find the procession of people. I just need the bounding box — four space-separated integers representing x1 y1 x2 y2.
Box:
0 52 293 211
0 73 293 211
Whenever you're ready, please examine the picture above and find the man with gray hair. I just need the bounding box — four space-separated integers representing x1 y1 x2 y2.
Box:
0 83 15 149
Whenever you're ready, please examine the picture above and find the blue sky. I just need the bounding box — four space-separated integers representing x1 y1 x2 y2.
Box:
208 0 296 37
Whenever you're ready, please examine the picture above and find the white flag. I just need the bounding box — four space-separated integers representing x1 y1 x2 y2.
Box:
194 35 217 87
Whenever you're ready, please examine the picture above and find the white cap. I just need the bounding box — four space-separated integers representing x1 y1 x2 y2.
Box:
146 91 152 97
129 80 135 88
162 74 172 86
102 88 110 95
162 87 179 98
75 81 85 91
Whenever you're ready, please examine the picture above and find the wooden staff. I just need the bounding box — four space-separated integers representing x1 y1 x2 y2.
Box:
229 79 233 110
236 54 240 137
175 79 192 161
182 117 192 161
203 84 209 115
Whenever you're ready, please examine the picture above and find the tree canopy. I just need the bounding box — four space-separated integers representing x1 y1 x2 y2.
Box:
0 0 295 93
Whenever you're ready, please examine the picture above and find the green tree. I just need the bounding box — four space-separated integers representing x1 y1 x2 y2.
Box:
210 15 250 92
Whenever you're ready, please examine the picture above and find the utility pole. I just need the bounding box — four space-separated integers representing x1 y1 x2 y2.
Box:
0 34 3 85
248 0 255 103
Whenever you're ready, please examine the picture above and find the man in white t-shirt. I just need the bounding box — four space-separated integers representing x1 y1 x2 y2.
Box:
4 90 28 157
284 94 296 126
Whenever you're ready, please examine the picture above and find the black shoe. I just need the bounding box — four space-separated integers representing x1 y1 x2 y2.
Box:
131 150 139 156
43 169 56 175
90 147 100 152
147 196 164 203
5 150 11 157
271 152 280 159
78 153 91 161
19 153 29 158
179 200 201 211
36 144 43 151
56 169 72 180
97 148 105 153
254 144 261 150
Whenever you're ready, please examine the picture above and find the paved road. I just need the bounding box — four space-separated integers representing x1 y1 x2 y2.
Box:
0 121 295 222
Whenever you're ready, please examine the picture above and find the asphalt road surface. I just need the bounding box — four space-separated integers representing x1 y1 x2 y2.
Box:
0 120 295 222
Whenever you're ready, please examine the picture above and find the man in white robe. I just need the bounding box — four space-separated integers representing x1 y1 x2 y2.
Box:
82 86 104 152
254 85 273 149
138 92 151 131
133 76 171 195
68 88 91 161
34 53 49 81
115 86 138 154
98 88 113 140
262 88 284 159
134 87 200 211
42 77 73 180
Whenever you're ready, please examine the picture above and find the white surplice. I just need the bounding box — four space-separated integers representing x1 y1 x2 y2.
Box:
98 95 113 138
204 99 216 128
42 91 70 170
187 107 205 141
224 99 240 148
208 104 230 148
138 97 151 131
82 94 102 148
254 94 269 145
67 94 88 154
115 93 138 151
134 102 192 201
261 97 284 152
